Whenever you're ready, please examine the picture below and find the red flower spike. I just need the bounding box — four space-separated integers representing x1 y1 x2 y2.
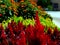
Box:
1 30 6 39
47 37 51 45
8 23 15 38
25 25 35 39
13 24 19 33
11 20 16 26
19 31 26 45
0 24 6 39
15 40 20 45
54 27 59 35
47 28 53 35
9 38 15 45
2 39 8 45
39 34 47 45
18 22 24 31
0 24 8 45
8 23 13 32
35 11 39 21
34 11 45 34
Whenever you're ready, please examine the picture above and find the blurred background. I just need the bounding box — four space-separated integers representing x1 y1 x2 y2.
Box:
37 0 60 11
46 11 60 27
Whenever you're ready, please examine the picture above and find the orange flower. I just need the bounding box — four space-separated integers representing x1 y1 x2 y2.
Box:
11 0 15 3
38 6 42 9
20 0 24 2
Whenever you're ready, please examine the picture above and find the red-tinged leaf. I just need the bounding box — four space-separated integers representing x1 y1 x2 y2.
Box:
8 23 13 32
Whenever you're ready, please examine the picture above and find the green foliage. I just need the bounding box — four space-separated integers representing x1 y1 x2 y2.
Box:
17 1 36 19
0 0 13 22
3 0 12 7
58 28 60 31
2 15 35 29
40 16 56 28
